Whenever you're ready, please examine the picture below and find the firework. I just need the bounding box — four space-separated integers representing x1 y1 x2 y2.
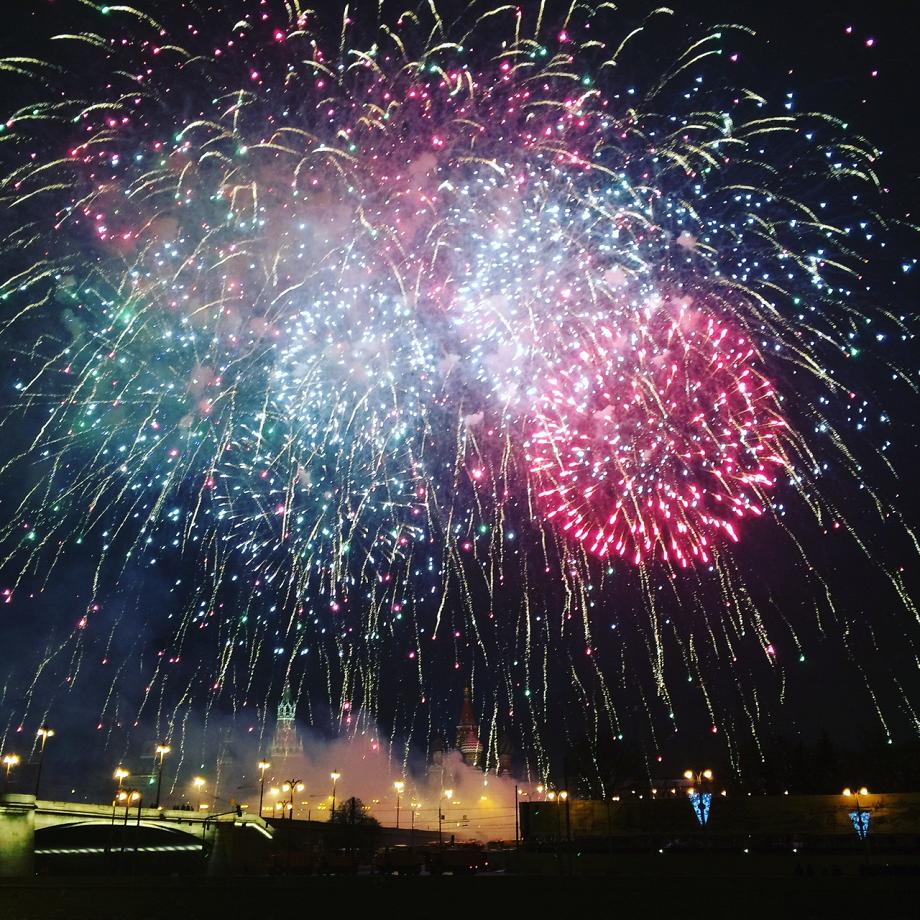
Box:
527 296 788 566
0 1 916 781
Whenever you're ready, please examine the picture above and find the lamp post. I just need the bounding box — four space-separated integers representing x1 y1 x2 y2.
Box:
684 768 713 828
547 790 563 874
439 788 453 846
684 768 714 786
154 744 171 809
547 791 559 834
119 789 141 869
2 753 19 790
514 785 520 850
114 766 129 790
282 779 304 820
107 789 124 862
257 760 270 818
394 780 405 829
843 786 871 853
193 776 206 812
330 770 340 821
130 790 143 874
34 725 55 797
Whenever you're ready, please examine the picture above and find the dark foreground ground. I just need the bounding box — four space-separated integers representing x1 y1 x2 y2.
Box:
2 874 920 920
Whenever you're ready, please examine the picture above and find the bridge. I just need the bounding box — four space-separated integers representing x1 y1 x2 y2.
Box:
0 794 274 877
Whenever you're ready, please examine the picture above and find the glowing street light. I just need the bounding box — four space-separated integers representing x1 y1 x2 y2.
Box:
843 787 871 841
117 788 143 853
394 780 405 829
439 788 453 846
281 779 305 820
683 768 714 784
34 725 55 798
193 776 206 812
330 770 341 821
2 753 20 782
154 744 171 809
257 760 271 818
114 766 129 790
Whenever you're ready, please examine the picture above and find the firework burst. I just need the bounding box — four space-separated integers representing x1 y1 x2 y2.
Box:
0 1 917 781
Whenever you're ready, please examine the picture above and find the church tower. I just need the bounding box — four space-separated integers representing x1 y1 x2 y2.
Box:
456 686 483 768
270 683 303 762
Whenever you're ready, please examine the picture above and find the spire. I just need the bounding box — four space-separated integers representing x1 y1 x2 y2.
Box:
459 686 475 728
270 682 303 761
277 683 296 723
456 686 483 768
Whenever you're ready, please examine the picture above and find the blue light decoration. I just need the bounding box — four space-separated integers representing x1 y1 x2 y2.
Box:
849 809 870 840
689 792 712 827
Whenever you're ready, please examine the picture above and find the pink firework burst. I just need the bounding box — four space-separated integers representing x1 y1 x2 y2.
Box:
527 297 789 566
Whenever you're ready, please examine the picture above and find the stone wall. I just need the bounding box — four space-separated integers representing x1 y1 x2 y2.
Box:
520 793 920 841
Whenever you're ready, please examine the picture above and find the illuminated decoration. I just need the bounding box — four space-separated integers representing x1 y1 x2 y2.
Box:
690 792 712 827
0 0 917 774
849 809 871 840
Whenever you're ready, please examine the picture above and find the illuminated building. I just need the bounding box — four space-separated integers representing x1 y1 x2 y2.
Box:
270 684 303 763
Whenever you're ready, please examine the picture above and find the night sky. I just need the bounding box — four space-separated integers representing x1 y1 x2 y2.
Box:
0 0 918 802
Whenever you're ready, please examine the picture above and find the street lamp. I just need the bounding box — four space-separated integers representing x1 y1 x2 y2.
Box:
683 768 714 785
108 787 128 860
193 776 206 812
257 760 271 818
2 753 19 788
154 744 171 809
330 770 340 821
282 779 305 820
684 768 714 827
843 787 871 841
394 780 405 829
114 766 129 790
34 725 55 797
118 789 143 866
439 788 453 846
514 785 520 850
559 790 571 842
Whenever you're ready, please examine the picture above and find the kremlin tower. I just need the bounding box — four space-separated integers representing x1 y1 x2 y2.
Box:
270 683 303 762
456 686 483 768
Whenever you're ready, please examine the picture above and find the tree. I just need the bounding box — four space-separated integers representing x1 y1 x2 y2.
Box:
329 796 380 857
331 796 378 826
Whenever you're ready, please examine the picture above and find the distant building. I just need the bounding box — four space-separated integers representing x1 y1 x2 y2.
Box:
430 736 446 777
270 684 303 762
456 686 484 768
429 686 484 778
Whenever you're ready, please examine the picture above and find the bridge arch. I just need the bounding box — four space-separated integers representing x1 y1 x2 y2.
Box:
35 818 208 874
